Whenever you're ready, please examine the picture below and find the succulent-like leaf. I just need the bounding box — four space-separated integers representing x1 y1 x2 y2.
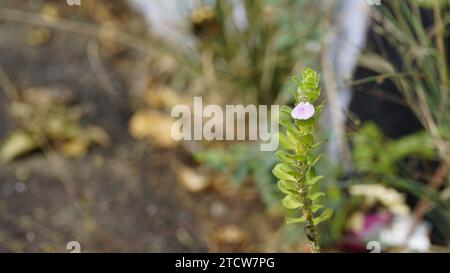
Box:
309 154 324 166
313 208 333 226
282 194 303 209
276 150 294 164
309 192 325 201
278 133 295 151
277 180 298 195
311 204 323 213
272 163 296 181
306 175 324 186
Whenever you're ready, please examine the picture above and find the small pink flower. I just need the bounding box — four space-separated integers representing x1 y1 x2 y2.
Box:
291 102 315 120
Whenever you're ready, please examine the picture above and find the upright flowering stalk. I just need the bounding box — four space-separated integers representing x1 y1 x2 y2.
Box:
272 68 332 252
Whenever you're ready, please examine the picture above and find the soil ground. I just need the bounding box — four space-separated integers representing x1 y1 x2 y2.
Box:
0 0 286 252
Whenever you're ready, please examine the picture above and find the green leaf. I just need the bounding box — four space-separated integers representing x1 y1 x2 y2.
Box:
306 167 317 180
315 103 325 116
313 208 333 225
288 88 299 104
309 154 324 166
280 119 299 135
311 204 323 213
289 132 312 154
287 171 302 179
279 133 295 151
292 154 307 162
295 118 315 128
311 139 327 149
286 131 300 150
306 175 324 186
272 163 296 181
276 150 293 163
386 130 435 160
298 134 313 147
285 215 306 224
280 105 293 115
309 192 325 201
277 180 298 195
299 68 321 102
292 76 301 86
282 194 302 209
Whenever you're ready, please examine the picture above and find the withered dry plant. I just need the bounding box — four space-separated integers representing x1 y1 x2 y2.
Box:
0 66 109 162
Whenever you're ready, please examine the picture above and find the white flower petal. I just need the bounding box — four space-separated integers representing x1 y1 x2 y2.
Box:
291 102 315 120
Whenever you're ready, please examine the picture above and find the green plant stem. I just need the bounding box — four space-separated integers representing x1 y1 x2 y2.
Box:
301 187 320 252
297 153 320 252
433 1 448 91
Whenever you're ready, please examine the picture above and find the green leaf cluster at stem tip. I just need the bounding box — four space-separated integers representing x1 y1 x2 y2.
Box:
272 68 332 252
